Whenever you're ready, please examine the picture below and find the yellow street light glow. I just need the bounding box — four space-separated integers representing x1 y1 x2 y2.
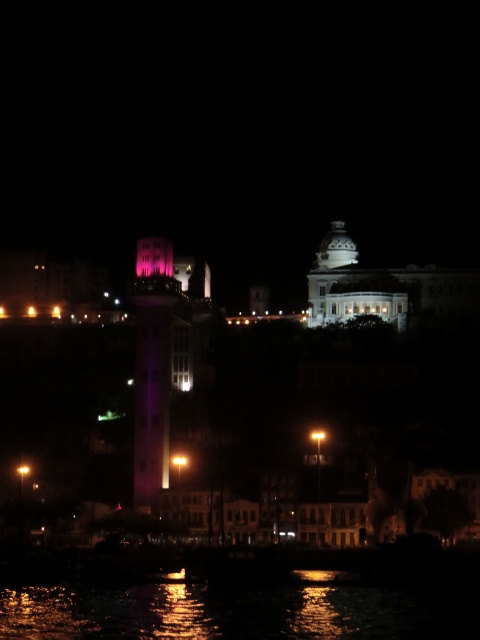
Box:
311 431 326 549
173 456 187 489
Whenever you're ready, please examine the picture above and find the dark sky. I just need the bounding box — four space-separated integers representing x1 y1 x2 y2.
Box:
3 25 478 314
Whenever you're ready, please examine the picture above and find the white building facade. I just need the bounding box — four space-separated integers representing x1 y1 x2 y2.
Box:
307 221 480 333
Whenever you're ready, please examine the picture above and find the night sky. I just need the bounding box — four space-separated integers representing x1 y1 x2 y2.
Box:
3 26 478 314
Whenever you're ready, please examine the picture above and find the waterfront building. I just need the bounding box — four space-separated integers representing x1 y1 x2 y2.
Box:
156 464 478 549
411 468 480 544
454 471 480 544
224 498 259 546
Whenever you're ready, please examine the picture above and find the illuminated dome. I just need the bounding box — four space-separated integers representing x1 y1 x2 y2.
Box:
316 220 359 269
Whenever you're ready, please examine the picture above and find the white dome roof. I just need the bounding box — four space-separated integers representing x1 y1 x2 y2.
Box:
317 221 359 269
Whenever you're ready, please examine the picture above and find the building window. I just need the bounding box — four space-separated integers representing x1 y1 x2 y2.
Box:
319 286 326 296
172 325 190 390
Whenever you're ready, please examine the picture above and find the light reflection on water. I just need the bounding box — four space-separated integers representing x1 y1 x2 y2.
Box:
0 574 477 639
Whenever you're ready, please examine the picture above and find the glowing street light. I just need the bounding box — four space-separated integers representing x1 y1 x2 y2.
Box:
311 432 326 547
17 465 30 554
172 456 187 536
17 466 29 500
172 456 187 486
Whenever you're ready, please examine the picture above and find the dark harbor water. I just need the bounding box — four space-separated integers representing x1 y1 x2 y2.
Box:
0 570 478 639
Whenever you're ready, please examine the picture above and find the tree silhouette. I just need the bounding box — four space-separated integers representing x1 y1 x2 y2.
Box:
421 485 473 545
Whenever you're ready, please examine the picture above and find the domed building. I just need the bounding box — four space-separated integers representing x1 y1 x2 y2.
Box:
307 220 480 333
317 220 359 269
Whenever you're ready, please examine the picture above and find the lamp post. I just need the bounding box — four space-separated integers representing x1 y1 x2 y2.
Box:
18 465 29 501
17 465 29 557
172 456 187 531
311 432 325 548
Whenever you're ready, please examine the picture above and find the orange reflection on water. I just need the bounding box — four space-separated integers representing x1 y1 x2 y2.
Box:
149 582 213 637
1 586 97 636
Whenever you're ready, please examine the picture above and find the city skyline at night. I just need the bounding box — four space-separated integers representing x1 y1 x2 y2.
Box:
2 216 478 316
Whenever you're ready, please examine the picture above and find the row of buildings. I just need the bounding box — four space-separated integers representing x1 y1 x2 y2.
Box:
157 466 480 547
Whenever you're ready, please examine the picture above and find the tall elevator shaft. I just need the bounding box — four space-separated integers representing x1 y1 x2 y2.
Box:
127 237 184 514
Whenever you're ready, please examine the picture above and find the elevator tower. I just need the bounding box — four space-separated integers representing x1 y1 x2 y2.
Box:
127 237 184 514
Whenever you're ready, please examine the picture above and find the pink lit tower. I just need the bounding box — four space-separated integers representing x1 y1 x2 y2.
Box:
127 237 185 514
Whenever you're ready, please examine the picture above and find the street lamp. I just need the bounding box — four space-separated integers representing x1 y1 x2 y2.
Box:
17 465 30 557
172 456 187 531
311 432 325 548
173 456 187 487
18 466 29 501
